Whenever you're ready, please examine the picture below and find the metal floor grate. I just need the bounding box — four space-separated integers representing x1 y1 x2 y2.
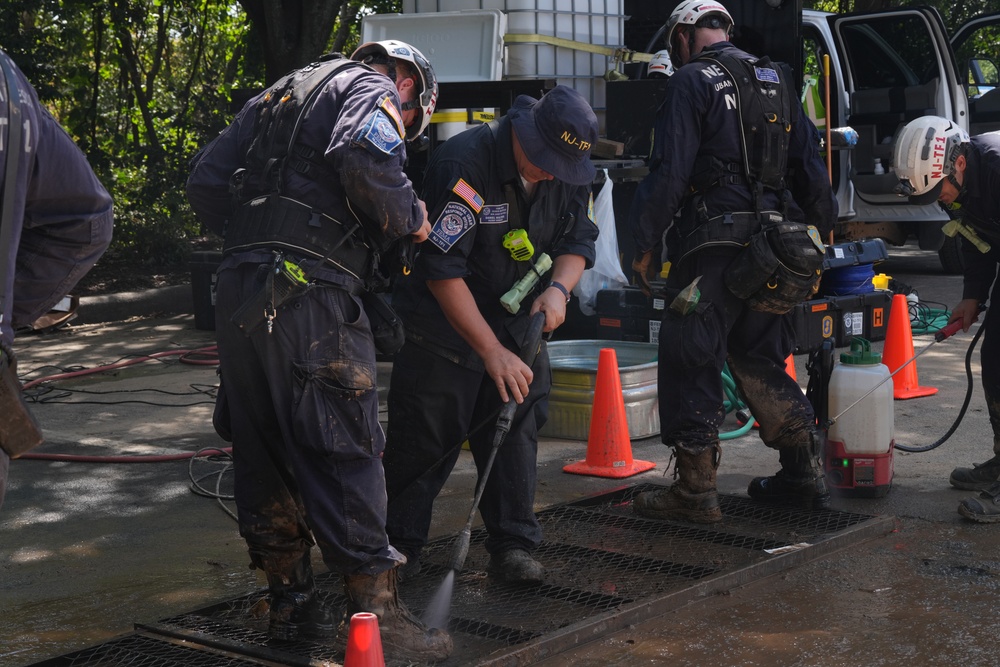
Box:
27 484 892 667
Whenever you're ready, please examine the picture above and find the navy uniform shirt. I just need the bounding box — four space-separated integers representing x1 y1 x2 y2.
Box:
956 132 1000 302
629 42 836 255
0 51 113 345
186 60 424 285
393 117 597 367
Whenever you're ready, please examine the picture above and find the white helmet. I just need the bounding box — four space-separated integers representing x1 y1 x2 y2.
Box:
665 0 734 66
892 115 970 205
351 40 439 141
647 50 675 78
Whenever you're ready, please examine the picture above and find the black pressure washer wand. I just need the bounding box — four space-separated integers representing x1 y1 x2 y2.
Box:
449 310 546 573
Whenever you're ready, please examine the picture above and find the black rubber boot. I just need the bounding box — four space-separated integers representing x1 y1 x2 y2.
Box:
488 548 545 585
950 455 1000 491
633 443 722 523
253 550 337 642
269 589 338 642
958 482 1000 523
343 567 453 662
748 438 831 510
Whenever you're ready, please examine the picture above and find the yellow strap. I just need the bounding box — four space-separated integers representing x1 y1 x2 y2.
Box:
504 32 653 63
430 110 497 124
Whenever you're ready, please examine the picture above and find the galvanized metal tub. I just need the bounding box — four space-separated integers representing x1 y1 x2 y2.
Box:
541 340 659 441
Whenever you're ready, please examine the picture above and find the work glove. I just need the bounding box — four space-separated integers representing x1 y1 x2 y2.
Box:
631 250 654 297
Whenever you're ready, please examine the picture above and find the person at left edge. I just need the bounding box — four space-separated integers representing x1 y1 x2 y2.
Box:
185 41 453 662
0 49 113 510
383 85 599 586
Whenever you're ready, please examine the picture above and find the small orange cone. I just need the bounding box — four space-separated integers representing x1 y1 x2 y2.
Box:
882 293 937 400
344 612 385 667
563 348 656 478
785 355 798 384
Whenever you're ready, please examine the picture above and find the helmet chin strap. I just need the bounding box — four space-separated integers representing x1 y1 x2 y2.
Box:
947 172 965 198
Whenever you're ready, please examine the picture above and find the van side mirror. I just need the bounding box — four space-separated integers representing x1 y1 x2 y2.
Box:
967 57 999 98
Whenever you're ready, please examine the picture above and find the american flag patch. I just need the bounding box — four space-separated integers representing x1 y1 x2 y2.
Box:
379 96 405 138
451 178 484 213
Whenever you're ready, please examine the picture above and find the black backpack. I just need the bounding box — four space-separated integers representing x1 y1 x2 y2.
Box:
699 49 792 194
243 53 363 196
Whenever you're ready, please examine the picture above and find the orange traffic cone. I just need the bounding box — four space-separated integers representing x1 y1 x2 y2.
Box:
785 355 798 384
563 348 656 478
882 293 937 400
344 612 385 667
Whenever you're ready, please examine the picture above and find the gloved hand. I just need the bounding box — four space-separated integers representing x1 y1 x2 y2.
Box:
632 250 654 297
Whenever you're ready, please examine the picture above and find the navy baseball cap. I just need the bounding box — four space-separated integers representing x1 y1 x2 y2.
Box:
509 85 598 186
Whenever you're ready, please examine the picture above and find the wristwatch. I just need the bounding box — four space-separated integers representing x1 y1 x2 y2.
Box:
548 280 572 303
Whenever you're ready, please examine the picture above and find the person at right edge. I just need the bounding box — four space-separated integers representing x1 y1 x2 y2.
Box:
891 116 1000 522
628 0 837 523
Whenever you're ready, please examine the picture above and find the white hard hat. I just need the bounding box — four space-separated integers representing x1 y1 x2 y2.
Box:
892 115 970 204
647 50 675 78
665 0 735 59
351 40 439 141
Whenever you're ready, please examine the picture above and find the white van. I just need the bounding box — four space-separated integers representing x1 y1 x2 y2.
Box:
800 8 1000 272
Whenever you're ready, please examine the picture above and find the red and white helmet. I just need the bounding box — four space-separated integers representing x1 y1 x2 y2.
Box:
665 0 734 65
892 115 970 205
647 50 675 78
352 40 438 141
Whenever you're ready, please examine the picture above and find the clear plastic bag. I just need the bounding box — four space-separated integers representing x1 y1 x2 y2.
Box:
574 171 629 316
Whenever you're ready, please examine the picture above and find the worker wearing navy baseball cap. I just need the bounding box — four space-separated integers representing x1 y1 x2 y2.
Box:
384 85 599 586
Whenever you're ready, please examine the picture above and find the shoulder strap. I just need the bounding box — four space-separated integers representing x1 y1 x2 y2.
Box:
0 53 23 327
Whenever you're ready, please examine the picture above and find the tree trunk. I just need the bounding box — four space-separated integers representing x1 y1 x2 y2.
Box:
238 0 345 84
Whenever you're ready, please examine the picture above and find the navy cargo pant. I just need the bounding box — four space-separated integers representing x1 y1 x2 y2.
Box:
383 334 551 561
215 262 402 578
658 247 816 452
981 279 1000 454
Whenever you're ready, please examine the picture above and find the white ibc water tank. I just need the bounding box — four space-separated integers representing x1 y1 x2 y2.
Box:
401 0 625 133
828 338 894 456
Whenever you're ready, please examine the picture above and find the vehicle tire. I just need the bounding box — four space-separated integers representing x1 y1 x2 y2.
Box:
938 235 965 274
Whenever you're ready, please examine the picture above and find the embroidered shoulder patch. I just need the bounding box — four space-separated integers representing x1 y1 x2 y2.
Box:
451 178 484 213
429 202 476 253
588 193 595 223
358 109 403 155
379 96 405 138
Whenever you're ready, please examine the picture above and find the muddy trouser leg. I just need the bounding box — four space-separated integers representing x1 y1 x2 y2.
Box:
0 448 7 511
634 251 735 523
727 312 830 508
383 342 485 563
980 301 1000 456
216 264 402 582
950 302 1000 491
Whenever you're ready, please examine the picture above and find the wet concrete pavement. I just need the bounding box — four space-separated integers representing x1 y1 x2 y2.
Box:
3 243 999 666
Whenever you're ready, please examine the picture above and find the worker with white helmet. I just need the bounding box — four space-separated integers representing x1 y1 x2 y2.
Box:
629 0 836 524
186 41 451 660
893 116 1000 523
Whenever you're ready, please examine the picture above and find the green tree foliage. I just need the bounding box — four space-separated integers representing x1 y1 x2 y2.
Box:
0 0 990 272
0 0 395 270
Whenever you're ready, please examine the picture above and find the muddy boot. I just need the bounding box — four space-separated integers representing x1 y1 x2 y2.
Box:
748 434 831 510
344 568 453 662
958 482 1000 522
950 455 1000 491
488 548 545 586
253 551 337 642
269 589 337 642
633 442 722 523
